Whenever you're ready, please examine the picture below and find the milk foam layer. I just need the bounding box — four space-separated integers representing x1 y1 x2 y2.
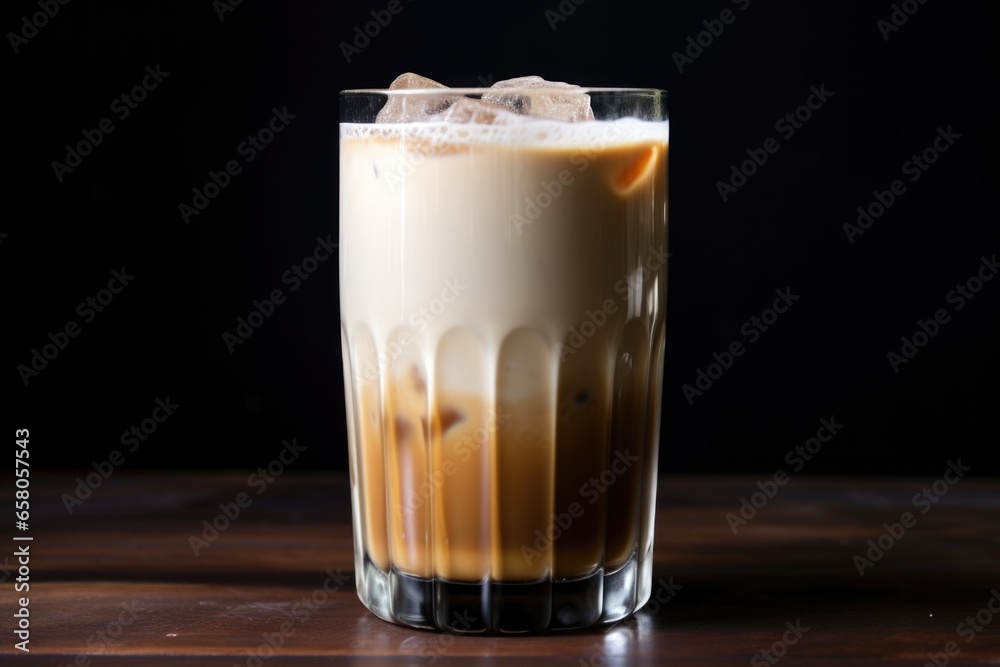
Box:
341 117 669 148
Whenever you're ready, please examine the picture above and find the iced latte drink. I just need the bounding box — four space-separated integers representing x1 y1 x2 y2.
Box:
340 75 668 632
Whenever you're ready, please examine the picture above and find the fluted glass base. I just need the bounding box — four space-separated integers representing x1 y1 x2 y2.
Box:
357 548 650 633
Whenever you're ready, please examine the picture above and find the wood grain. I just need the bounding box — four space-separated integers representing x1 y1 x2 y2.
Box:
2 472 998 665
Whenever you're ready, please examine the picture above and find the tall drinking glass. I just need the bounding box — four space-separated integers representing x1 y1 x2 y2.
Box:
339 85 668 632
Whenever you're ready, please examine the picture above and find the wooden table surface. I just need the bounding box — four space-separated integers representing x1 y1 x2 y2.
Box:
3 472 998 665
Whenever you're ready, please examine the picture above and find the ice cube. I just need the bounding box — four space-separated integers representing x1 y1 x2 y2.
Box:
376 73 525 125
375 73 457 123
389 72 446 89
483 76 594 122
431 97 523 125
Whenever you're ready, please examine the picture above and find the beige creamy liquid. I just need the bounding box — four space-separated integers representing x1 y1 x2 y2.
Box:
340 119 668 584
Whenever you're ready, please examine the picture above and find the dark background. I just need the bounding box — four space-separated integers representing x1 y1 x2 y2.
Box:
4 0 996 476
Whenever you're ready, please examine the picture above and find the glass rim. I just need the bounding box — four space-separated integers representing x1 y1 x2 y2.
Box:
340 87 667 96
